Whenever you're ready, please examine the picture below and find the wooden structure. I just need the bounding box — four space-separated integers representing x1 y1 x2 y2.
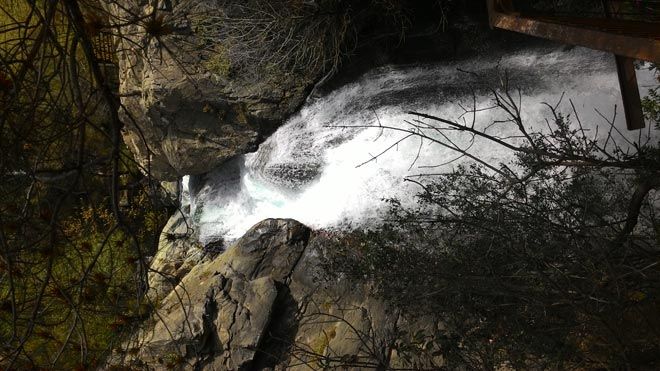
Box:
487 0 660 130
91 32 119 92
91 32 117 65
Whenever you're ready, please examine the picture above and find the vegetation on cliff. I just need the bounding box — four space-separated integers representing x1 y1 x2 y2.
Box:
0 0 455 367
321 67 660 369
2 0 659 369
0 1 169 368
189 0 453 80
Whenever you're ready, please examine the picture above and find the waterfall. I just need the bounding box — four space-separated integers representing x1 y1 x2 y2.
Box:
185 46 658 245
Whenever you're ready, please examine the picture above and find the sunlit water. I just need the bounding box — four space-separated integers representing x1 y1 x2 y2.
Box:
183 46 658 245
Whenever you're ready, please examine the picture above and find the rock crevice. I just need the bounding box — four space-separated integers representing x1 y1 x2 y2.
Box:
115 217 446 370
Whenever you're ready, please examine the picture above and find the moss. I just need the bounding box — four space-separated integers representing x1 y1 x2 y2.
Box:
198 269 212 281
310 335 329 357
310 327 337 359
163 351 186 368
320 298 333 312
205 44 231 77
234 103 249 125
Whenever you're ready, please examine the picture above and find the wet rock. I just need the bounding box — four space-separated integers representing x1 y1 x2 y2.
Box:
147 211 203 302
114 218 446 370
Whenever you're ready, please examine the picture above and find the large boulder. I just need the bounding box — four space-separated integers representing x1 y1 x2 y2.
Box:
111 1 316 181
146 211 204 302
112 219 445 370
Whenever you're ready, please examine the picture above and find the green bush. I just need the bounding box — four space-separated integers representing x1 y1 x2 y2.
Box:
320 78 660 369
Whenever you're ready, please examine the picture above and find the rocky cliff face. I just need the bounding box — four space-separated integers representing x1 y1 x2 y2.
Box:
106 3 511 368
111 1 316 181
109 0 477 182
112 217 443 370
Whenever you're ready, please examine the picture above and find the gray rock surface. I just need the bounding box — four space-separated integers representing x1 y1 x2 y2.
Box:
146 211 204 302
113 218 444 370
110 1 316 180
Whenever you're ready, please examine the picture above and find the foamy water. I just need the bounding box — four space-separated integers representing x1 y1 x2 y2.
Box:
184 46 657 244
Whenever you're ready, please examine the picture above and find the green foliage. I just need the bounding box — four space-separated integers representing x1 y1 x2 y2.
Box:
642 63 660 128
205 44 232 77
323 171 660 368
643 87 660 125
321 84 660 369
0 1 169 369
190 0 454 80
0 187 166 369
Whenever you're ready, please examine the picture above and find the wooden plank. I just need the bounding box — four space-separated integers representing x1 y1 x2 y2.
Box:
616 56 646 129
488 10 660 62
528 15 660 38
486 0 652 130
604 1 646 130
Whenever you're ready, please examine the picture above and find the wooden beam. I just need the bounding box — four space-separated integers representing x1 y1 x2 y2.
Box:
615 56 646 129
486 0 652 130
487 6 660 63
603 1 646 130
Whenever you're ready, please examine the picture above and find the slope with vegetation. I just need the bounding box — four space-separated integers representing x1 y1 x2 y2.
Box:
2 0 659 369
321 65 660 369
0 1 169 368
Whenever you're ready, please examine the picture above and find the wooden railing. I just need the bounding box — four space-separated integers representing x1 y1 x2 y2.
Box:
487 0 660 130
90 31 119 92
91 32 117 65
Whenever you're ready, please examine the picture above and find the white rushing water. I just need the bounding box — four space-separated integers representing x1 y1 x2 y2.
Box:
185 46 658 244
